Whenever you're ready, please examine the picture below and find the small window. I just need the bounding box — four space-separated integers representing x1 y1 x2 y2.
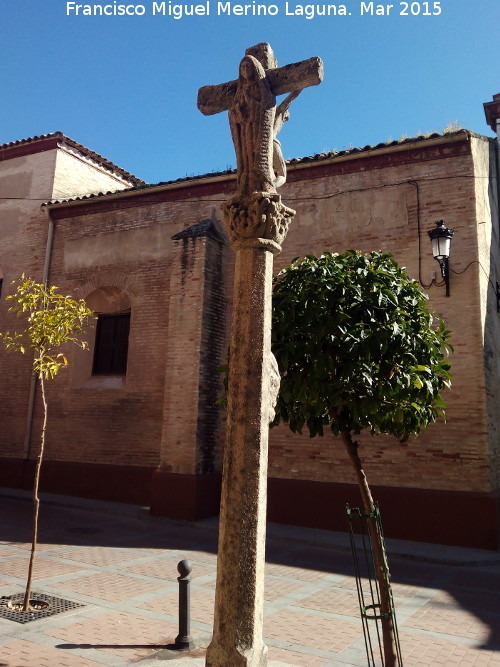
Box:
92 312 130 376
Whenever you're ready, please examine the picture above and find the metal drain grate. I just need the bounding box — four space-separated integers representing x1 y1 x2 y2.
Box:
0 593 84 624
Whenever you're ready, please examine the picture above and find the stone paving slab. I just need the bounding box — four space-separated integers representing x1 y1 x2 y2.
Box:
1 488 500 666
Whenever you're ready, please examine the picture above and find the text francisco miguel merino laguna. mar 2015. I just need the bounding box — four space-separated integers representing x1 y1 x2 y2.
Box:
65 1 444 19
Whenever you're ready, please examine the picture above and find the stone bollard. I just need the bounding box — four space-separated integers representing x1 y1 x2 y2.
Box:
174 559 194 650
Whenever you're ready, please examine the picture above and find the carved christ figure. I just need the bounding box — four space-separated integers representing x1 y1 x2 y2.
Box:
229 55 303 196
229 55 276 196
198 42 323 201
273 90 302 188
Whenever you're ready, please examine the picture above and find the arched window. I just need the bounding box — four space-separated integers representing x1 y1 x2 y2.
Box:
92 313 130 375
86 287 131 376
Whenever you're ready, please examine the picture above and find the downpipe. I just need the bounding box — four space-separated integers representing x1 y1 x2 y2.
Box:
22 208 55 460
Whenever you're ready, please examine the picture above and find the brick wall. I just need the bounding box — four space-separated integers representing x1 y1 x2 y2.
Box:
1 131 498 543
32 197 226 478
0 140 139 462
268 134 494 495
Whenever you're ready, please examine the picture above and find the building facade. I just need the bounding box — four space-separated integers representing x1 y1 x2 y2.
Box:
1 110 500 549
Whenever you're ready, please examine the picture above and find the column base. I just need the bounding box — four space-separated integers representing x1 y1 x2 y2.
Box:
205 639 268 667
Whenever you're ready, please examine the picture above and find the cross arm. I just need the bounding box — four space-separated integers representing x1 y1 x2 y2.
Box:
197 56 324 116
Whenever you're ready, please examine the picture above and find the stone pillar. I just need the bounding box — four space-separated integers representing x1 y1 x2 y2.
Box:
198 42 322 667
205 195 293 667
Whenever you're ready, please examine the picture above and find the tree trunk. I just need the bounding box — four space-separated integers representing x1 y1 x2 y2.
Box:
340 429 398 667
23 375 47 612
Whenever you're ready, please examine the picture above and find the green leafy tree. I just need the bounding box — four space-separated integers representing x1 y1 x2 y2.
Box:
271 251 452 666
1 277 95 611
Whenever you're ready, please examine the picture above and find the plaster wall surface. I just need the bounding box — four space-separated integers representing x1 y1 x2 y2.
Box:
471 136 500 491
0 150 59 458
0 150 56 278
53 146 134 200
64 225 174 270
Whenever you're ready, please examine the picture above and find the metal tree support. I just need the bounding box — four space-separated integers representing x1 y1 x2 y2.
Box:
346 504 403 667
174 559 194 650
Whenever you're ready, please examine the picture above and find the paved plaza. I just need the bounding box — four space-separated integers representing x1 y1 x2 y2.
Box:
0 488 499 666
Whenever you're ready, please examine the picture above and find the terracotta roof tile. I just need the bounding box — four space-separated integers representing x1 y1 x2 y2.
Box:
44 129 485 208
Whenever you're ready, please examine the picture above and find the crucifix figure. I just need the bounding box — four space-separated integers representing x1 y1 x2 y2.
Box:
199 43 323 244
198 44 322 667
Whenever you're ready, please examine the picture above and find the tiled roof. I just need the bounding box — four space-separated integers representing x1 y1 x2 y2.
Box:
43 166 236 206
42 169 236 206
44 129 484 208
287 130 458 164
0 132 145 186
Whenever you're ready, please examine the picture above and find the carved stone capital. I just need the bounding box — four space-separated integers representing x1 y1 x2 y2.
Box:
223 192 295 251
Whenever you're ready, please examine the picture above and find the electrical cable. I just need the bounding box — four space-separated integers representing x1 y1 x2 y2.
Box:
0 172 495 204
2 172 498 296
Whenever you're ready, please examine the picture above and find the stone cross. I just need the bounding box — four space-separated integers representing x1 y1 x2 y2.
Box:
199 43 323 205
198 43 322 667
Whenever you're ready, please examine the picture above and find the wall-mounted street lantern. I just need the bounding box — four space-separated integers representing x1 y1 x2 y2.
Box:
428 220 454 297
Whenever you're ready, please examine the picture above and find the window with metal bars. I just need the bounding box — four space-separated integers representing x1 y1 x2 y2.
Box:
92 312 130 376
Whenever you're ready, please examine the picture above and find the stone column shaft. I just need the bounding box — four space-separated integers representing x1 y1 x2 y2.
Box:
205 243 274 667
198 41 320 667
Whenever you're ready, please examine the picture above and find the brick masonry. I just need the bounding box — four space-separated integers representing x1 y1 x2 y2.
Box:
0 130 499 548
0 137 136 463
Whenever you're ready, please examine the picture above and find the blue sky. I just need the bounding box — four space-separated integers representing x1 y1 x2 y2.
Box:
1 0 499 184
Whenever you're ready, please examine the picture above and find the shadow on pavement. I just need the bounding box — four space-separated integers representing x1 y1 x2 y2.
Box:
2 493 500 655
